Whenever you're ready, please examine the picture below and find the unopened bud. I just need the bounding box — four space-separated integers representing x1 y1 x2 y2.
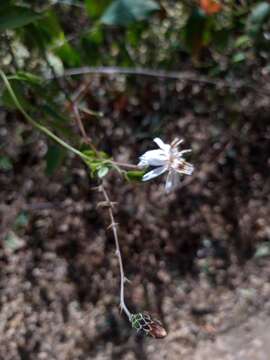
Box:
130 313 167 339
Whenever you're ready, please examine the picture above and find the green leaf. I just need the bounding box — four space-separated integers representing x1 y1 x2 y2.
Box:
82 149 109 160
249 2 270 24
125 170 144 181
232 52 246 63
0 155 13 171
85 0 111 18
234 35 251 49
45 144 65 176
82 149 97 159
247 2 270 37
32 10 61 45
81 26 104 65
82 149 110 176
0 6 42 31
97 166 109 178
100 0 160 26
55 40 81 67
8 71 42 85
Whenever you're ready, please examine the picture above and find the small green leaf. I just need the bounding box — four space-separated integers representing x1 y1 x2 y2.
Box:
82 149 109 160
125 170 144 181
0 155 13 171
0 6 42 31
247 2 270 37
249 2 270 24
97 166 109 178
234 35 251 49
8 71 42 85
82 149 97 159
101 0 160 26
232 52 246 63
85 0 111 18
45 145 65 176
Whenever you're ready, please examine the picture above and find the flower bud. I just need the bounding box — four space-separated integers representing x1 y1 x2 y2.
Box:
130 313 167 339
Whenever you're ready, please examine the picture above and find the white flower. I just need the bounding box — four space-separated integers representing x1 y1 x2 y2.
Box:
138 137 194 193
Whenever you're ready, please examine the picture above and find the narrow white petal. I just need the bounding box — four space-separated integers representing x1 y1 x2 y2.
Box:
140 149 166 159
138 159 148 168
165 170 180 193
142 166 167 181
165 171 173 193
178 149 192 156
139 149 168 166
171 138 184 148
153 138 171 152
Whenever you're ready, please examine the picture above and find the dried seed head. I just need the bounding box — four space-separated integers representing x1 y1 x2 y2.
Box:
130 313 167 339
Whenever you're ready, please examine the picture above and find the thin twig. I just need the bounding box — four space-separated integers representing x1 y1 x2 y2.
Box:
69 78 101 154
100 184 132 320
71 100 99 155
111 161 140 170
71 78 92 103
47 66 270 95
78 106 103 118
72 103 90 142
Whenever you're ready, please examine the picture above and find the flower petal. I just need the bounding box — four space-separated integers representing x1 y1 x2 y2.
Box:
142 166 167 181
178 149 192 156
165 170 180 193
171 138 184 148
153 138 171 152
138 159 148 168
139 149 168 166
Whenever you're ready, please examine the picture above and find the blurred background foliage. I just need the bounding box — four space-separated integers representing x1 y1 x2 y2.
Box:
1 0 270 174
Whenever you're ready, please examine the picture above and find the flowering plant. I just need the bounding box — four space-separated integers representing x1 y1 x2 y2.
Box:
1 71 194 339
138 137 194 193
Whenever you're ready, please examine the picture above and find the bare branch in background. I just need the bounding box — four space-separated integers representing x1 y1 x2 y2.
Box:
48 66 270 96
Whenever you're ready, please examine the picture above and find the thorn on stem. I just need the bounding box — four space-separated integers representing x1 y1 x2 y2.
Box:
124 277 131 284
107 222 119 230
97 201 117 209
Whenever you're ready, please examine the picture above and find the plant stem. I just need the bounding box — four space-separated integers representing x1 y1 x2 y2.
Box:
100 184 132 320
1 70 135 322
0 71 139 173
110 161 140 170
0 70 87 160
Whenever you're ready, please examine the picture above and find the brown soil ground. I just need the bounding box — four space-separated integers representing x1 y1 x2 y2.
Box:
1 77 270 359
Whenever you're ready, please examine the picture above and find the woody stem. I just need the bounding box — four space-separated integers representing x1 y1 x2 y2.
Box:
100 184 132 320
